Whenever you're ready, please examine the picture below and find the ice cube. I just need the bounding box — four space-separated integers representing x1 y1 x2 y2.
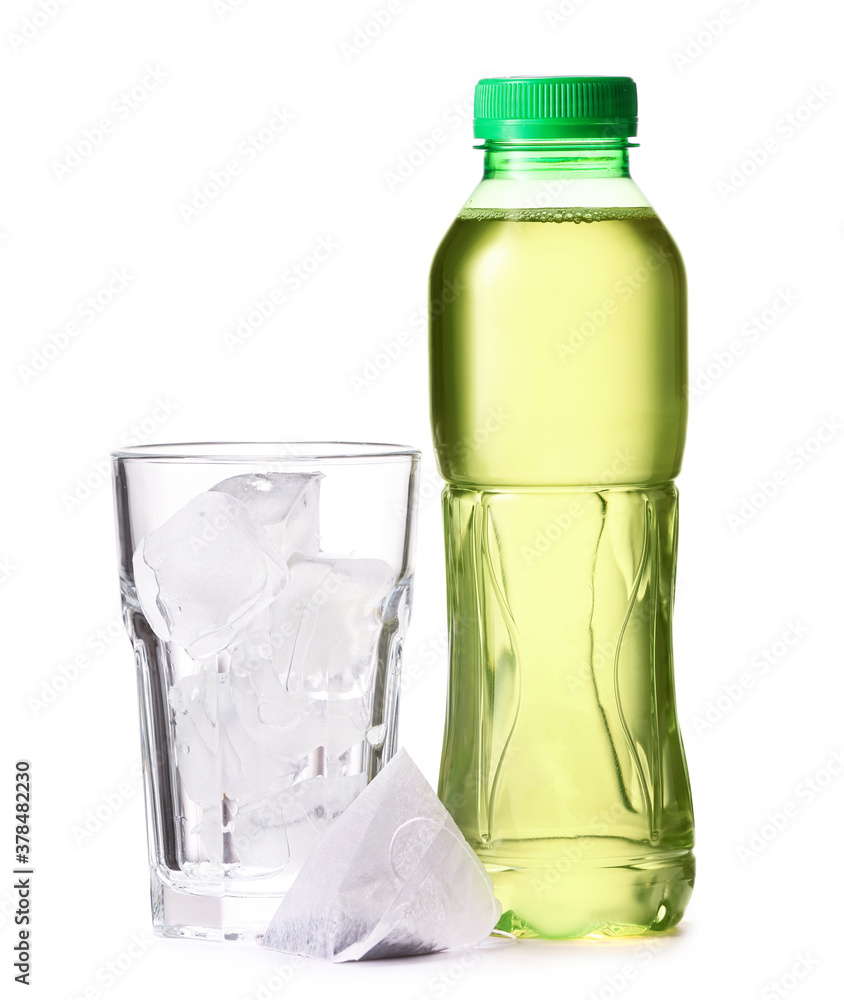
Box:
232 795 291 870
169 669 221 808
227 659 363 763
171 667 298 817
272 554 397 719
192 796 239 867
133 491 288 657
285 772 367 831
212 472 322 558
277 773 367 875
262 749 501 961
233 772 367 873
225 611 366 767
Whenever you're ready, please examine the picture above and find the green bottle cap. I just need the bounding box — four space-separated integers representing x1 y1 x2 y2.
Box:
474 76 638 142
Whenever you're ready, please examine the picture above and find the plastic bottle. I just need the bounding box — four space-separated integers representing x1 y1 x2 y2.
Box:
429 76 694 938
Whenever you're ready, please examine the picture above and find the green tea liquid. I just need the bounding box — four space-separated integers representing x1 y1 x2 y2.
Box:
431 209 695 938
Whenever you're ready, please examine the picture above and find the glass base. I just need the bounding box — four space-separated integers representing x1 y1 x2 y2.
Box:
150 869 283 943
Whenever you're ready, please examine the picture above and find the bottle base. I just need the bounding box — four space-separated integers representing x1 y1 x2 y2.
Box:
487 848 694 940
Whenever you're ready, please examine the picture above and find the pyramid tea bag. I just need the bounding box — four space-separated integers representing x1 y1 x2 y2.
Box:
263 749 501 961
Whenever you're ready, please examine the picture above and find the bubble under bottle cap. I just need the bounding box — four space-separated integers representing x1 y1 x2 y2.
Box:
473 76 638 142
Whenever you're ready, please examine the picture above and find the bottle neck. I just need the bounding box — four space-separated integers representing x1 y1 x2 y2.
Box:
482 141 631 180
463 139 648 212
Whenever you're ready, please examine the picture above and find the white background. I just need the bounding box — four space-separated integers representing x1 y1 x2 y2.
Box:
2 0 842 997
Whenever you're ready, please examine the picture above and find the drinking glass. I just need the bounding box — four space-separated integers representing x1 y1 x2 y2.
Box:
111 442 420 941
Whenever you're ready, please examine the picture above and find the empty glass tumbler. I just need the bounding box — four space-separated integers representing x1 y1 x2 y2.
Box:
111 442 419 941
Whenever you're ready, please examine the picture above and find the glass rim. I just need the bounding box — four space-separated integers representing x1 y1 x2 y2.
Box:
110 441 421 464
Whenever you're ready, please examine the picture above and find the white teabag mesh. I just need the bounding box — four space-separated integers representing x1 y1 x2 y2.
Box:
262 749 501 961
